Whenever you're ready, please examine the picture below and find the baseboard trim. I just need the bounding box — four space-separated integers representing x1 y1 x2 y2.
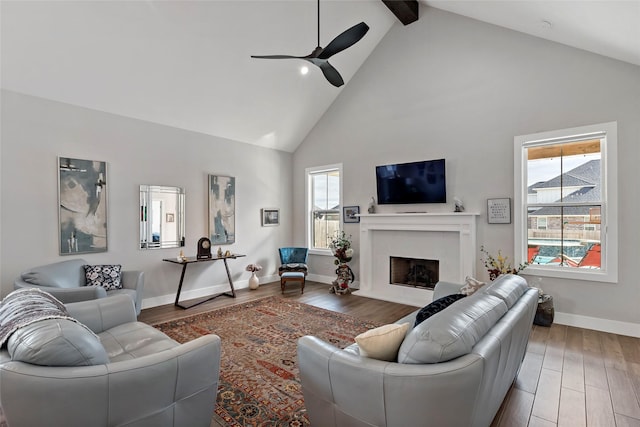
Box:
141 274 280 309
554 312 640 338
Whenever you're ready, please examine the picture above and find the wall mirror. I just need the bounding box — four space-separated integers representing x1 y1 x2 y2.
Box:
140 185 185 249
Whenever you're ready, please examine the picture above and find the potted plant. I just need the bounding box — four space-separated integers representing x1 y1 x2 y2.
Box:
329 231 355 294
480 246 528 281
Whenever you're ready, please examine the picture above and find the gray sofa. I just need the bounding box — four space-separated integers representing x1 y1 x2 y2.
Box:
0 294 221 427
14 258 145 315
298 274 538 427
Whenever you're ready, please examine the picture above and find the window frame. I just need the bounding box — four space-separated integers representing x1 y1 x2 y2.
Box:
305 163 343 256
514 122 618 283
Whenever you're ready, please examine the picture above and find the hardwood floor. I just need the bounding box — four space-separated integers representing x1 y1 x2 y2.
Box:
139 280 640 427
138 279 416 326
492 321 640 427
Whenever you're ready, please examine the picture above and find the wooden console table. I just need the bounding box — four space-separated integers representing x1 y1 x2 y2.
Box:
162 254 246 309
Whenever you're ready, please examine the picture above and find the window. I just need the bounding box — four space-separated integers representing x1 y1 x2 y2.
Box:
514 122 617 283
537 217 547 230
306 164 342 253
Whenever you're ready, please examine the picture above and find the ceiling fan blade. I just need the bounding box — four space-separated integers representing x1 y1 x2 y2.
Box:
318 61 344 87
318 22 369 60
251 55 305 59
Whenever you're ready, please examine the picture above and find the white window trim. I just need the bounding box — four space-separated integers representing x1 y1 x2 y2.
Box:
305 163 343 256
514 121 618 283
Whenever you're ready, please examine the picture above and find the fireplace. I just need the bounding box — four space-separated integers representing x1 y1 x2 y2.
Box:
354 212 478 307
390 256 439 290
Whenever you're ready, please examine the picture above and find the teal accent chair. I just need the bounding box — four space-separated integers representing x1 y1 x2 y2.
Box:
278 247 309 276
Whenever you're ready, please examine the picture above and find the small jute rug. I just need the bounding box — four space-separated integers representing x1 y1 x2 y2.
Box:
153 296 379 426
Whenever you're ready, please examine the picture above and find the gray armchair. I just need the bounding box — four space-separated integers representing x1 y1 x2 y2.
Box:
14 258 144 315
0 295 221 427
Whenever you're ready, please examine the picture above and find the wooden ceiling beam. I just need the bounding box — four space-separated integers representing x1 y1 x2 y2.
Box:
381 0 419 26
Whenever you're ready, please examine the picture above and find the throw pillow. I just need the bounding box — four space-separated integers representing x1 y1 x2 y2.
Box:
414 293 467 326
459 276 486 296
84 264 122 290
355 323 410 362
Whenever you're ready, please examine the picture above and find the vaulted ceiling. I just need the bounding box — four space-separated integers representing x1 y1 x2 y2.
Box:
2 1 638 153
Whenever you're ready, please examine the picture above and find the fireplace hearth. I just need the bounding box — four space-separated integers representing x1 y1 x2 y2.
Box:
390 256 439 290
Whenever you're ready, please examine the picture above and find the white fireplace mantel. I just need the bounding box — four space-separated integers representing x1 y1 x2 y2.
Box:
354 212 479 307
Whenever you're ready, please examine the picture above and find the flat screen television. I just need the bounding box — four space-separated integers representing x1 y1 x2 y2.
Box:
376 159 446 204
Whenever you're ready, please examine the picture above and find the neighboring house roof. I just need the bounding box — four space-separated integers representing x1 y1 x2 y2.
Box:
563 185 601 203
533 159 600 190
536 174 593 189
528 181 546 194
529 159 601 216
532 186 601 215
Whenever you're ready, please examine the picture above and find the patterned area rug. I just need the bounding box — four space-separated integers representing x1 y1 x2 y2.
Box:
153 296 379 426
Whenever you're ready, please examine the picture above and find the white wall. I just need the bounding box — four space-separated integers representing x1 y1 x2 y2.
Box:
293 8 640 331
1 90 293 307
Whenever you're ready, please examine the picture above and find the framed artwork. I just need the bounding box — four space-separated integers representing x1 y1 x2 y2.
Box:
261 208 280 226
487 198 511 224
343 205 360 223
209 175 236 244
58 157 108 255
165 213 175 223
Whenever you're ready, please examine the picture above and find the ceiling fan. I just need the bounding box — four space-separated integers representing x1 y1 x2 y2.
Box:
251 0 369 87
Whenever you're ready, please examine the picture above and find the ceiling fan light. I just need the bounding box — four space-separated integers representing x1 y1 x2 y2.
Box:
300 66 309 75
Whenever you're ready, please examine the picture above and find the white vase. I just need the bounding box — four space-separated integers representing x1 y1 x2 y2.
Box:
249 272 259 290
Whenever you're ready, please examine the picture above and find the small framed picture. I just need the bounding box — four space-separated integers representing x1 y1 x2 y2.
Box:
165 213 175 223
261 208 280 226
487 198 511 224
343 205 360 223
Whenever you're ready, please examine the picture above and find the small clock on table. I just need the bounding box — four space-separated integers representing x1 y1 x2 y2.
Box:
197 237 212 259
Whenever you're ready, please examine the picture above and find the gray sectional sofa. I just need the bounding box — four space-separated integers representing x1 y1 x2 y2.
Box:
298 274 538 427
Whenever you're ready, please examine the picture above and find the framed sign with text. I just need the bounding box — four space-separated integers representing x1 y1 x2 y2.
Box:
487 198 511 224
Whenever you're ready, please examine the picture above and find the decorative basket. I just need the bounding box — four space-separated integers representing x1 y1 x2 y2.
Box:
534 294 554 327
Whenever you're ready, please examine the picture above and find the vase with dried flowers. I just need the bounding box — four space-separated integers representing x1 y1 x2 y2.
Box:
329 231 355 294
480 245 528 281
245 263 262 290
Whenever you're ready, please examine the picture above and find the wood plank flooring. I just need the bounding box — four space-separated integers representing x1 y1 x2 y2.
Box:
139 280 640 427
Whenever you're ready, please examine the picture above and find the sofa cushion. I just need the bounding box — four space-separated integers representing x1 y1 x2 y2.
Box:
99 322 179 362
414 294 467 326
397 294 508 364
355 323 410 361
459 276 486 296
21 259 87 288
84 264 122 290
480 274 528 308
7 318 109 366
